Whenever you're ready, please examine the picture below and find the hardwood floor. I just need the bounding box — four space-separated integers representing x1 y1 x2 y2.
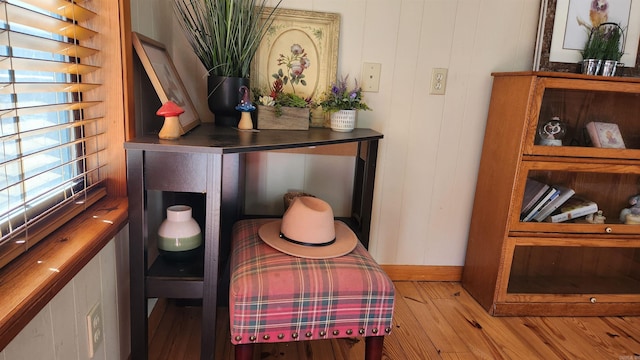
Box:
148 281 640 359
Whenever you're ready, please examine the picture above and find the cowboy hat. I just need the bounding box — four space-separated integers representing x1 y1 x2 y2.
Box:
258 196 358 259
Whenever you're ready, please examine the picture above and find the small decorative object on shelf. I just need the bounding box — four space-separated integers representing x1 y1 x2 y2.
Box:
586 121 625 148
253 79 311 130
619 194 640 223
318 75 371 132
235 85 255 130
537 116 566 146
585 210 606 224
156 101 184 140
157 205 202 261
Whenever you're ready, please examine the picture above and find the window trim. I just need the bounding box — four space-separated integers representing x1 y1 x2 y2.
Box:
0 196 128 350
0 0 133 350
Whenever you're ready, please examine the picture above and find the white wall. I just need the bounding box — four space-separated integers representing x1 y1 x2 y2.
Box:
131 0 541 266
0 227 130 360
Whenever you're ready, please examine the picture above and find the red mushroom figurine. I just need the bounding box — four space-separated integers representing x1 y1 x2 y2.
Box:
156 101 185 140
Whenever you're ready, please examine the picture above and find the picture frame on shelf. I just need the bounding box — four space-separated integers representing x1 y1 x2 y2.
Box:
132 32 200 134
533 0 640 76
251 8 340 127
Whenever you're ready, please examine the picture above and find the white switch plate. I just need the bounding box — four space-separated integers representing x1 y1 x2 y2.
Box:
87 302 103 358
430 68 448 95
362 62 381 92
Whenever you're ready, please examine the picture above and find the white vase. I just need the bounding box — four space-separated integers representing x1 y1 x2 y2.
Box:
157 205 202 261
330 110 357 132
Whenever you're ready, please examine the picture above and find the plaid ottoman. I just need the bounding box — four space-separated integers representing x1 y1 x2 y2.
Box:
229 219 395 346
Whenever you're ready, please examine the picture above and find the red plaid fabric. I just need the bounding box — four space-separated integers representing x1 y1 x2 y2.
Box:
229 219 395 344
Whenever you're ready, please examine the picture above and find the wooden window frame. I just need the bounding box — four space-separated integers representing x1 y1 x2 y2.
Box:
0 0 133 349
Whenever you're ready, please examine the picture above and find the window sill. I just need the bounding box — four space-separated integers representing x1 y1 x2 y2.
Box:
0 196 128 350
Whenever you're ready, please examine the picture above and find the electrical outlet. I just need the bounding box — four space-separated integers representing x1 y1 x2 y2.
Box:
361 62 381 92
87 302 103 358
430 68 448 95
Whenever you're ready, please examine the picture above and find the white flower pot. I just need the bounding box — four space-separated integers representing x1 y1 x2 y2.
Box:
330 110 356 132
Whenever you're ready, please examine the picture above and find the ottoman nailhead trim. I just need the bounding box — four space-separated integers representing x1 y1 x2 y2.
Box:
385 327 392 334
292 332 299 339
346 329 353 335
319 331 327 337
333 330 340 336
359 328 365 335
278 333 285 340
235 336 242 342
305 331 313 338
249 336 257 342
372 328 379 334
263 335 270 340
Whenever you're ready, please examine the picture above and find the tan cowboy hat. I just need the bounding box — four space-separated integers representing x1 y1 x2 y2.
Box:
258 196 358 259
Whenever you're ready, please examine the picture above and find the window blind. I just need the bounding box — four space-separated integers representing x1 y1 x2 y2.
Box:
0 0 106 268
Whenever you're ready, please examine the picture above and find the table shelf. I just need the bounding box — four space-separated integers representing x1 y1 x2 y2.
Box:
126 125 383 359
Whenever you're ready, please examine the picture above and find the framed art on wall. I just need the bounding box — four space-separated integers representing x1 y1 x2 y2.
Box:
251 8 340 127
132 32 200 134
533 0 640 76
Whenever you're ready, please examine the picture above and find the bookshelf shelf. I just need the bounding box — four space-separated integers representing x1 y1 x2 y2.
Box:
462 72 640 316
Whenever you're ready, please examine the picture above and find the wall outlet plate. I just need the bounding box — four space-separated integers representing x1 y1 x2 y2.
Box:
362 62 381 92
86 302 103 358
430 68 448 95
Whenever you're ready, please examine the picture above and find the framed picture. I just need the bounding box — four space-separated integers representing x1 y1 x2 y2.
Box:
533 0 640 76
132 32 200 134
251 8 340 127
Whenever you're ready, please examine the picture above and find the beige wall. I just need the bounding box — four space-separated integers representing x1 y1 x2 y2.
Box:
0 226 130 360
131 0 541 266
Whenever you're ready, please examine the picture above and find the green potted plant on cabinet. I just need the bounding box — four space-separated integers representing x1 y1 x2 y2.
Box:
581 26 606 75
174 0 282 126
600 22 624 76
581 22 624 76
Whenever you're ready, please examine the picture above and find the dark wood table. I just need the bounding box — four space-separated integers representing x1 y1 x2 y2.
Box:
125 124 383 359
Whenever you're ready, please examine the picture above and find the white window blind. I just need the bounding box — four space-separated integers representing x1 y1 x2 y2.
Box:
0 0 106 268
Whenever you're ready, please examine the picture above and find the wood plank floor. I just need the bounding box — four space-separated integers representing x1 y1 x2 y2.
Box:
148 281 640 359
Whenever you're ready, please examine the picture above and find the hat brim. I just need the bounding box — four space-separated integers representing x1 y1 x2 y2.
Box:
258 220 358 259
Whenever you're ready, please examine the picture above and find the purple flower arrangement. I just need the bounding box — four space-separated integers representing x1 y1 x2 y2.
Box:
318 76 371 113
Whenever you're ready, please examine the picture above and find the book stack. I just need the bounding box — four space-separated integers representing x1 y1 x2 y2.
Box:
520 178 597 222
546 196 598 223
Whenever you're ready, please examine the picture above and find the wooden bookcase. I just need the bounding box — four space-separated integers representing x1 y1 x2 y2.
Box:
462 71 640 316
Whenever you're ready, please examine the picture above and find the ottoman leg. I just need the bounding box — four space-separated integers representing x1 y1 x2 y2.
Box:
235 343 254 360
365 336 384 360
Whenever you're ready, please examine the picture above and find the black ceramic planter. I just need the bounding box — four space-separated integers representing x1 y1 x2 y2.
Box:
208 76 249 127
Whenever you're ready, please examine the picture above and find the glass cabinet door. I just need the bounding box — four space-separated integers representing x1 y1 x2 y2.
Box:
523 78 640 158
503 243 640 302
512 162 640 234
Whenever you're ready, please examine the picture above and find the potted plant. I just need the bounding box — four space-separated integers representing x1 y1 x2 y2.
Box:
174 0 282 126
253 79 312 130
317 76 371 132
600 22 624 76
581 22 624 76
581 27 606 75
